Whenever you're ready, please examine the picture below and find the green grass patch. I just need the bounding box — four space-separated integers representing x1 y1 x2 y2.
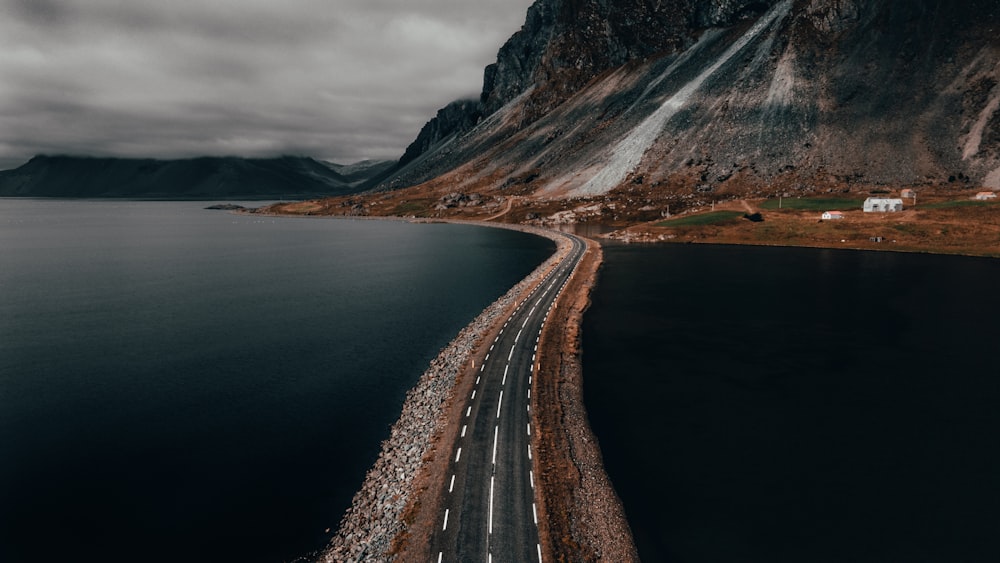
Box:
759 197 864 211
657 211 745 227
921 199 998 209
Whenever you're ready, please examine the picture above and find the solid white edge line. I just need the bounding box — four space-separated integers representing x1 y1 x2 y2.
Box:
508 346 515 361
538 543 543 563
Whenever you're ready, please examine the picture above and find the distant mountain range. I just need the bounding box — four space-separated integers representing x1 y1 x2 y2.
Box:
0 155 395 198
376 0 1000 197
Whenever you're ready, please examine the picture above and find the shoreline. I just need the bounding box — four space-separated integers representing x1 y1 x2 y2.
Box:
531 236 639 561
315 219 635 562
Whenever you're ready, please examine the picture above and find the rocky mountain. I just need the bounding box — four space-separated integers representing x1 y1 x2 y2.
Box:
377 0 1000 198
0 155 393 198
322 159 397 186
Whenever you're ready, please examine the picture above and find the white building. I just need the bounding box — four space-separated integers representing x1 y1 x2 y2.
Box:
863 198 903 212
821 211 845 220
975 191 997 200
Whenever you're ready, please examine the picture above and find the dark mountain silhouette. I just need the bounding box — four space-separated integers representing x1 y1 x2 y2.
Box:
0 155 394 198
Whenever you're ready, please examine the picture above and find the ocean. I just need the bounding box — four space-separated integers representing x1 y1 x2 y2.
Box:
0 200 554 563
583 243 1000 563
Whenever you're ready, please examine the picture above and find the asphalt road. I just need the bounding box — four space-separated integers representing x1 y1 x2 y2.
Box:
430 233 586 563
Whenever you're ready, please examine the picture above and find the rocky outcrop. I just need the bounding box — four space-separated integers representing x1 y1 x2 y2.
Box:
806 0 861 34
397 100 484 168
481 0 783 119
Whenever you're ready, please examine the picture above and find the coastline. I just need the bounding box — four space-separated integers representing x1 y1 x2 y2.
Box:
313 218 636 562
531 237 639 561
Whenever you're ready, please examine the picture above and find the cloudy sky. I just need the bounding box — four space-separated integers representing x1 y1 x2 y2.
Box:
0 0 535 170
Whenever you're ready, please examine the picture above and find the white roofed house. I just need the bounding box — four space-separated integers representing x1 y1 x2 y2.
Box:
821 211 845 220
975 191 997 200
863 198 904 212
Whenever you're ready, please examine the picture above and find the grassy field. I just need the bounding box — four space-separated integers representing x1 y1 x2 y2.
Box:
920 199 999 209
656 211 745 227
759 197 864 211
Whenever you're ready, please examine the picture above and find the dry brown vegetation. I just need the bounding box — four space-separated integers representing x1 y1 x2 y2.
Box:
613 192 1000 257
257 183 999 258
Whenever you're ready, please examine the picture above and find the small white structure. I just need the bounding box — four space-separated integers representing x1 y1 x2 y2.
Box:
863 198 903 212
821 211 845 220
975 191 997 200
901 189 916 199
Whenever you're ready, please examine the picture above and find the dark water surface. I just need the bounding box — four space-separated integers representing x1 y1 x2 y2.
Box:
0 200 554 563
583 243 1000 563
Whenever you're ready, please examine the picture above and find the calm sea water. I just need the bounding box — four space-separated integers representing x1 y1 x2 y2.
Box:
0 200 554 563
583 243 1000 563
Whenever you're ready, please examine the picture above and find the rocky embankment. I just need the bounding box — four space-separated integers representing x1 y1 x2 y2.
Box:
318 224 573 563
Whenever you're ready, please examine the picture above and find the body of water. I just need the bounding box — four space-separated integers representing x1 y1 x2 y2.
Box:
583 243 1000 562
0 200 554 563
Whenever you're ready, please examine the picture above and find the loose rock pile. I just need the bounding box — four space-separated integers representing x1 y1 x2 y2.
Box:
434 192 484 210
320 225 570 563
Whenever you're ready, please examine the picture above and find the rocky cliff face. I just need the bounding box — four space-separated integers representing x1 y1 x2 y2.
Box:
397 100 483 167
379 0 1000 196
384 0 781 189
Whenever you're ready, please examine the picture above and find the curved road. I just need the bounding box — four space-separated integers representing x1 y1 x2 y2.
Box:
430 233 586 563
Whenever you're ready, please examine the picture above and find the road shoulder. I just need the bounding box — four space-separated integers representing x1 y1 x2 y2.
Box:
533 237 639 562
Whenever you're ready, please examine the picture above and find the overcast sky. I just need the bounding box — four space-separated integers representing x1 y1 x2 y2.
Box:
0 0 535 170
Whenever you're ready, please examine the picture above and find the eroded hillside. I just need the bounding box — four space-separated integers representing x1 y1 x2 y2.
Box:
376 0 1000 200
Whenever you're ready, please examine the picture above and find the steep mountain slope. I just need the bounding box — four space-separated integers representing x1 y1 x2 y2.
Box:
322 159 397 188
378 0 1000 198
0 155 392 198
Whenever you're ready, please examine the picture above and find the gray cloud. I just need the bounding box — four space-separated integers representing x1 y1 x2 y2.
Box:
0 0 534 168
